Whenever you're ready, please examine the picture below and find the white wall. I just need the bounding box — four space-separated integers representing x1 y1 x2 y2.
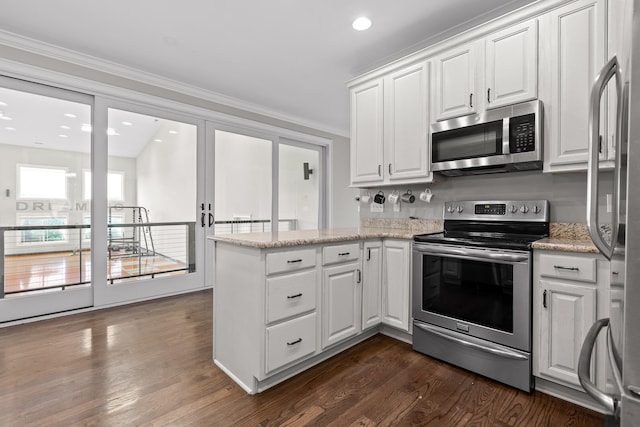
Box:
136 121 197 262
330 136 359 228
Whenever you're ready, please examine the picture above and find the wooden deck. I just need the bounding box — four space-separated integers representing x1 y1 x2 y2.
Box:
0 289 604 426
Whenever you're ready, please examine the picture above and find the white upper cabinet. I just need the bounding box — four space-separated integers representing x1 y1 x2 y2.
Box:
542 0 607 171
349 60 432 187
485 19 538 109
350 80 384 184
385 61 430 181
433 42 479 121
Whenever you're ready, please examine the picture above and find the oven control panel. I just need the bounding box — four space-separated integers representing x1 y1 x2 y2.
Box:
445 200 549 221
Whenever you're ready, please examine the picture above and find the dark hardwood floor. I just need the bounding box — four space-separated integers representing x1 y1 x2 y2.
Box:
0 290 603 426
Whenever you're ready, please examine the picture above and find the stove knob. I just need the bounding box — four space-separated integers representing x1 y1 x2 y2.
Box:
532 205 541 214
456 206 464 213
447 205 455 213
509 205 519 214
520 205 529 214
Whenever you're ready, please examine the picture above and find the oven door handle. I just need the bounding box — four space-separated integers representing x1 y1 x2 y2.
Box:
413 245 528 263
414 322 528 360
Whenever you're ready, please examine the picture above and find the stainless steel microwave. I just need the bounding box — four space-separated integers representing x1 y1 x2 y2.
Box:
431 100 543 176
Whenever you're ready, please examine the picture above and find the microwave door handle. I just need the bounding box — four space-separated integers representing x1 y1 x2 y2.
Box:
502 117 510 154
587 57 621 260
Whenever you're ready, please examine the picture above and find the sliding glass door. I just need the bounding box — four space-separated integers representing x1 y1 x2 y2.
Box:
0 77 93 322
92 100 206 306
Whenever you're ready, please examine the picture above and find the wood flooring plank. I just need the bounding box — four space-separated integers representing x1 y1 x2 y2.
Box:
0 290 604 426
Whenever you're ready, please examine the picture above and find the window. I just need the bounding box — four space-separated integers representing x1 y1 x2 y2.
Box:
18 216 68 244
17 165 67 199
83 170 125 201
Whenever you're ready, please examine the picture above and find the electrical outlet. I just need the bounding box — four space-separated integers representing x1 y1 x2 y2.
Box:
371 203 383 213
607 194 613 213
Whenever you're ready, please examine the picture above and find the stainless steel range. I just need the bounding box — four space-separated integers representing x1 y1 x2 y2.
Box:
412 200 549 392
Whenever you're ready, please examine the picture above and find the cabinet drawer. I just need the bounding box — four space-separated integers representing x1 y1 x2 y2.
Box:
323 243 360 265
266 270 317 323
266 248 316 275
266 313 316 373
538 253 596 283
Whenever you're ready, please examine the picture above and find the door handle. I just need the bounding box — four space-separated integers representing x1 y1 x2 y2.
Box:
469 93 473 108
209 213 214 227
201 212 205 227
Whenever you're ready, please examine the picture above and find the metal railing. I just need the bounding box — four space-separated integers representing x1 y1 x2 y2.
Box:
214 218 298 234
0 222 195 298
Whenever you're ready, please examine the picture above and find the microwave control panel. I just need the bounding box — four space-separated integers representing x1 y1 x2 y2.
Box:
509 113 536 153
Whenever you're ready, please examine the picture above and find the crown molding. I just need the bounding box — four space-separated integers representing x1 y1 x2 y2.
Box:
0 29 349 138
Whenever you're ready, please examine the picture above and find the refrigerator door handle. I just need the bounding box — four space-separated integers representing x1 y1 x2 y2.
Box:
587 56 622 260
578 318 618 414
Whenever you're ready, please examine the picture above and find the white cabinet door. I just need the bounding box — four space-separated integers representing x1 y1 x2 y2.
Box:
322 262 361 349
485 19 538 109
537 279 596 389
381 240 411 332
434 42 479 121
544 0 606 169
362 241 382 329
385 61 430 180
350 79 384 184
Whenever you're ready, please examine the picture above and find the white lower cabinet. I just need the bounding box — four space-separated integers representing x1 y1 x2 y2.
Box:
362 240 383 329
382 240 412 332
322 261 361 349
266 313 317 374
533 250 609 392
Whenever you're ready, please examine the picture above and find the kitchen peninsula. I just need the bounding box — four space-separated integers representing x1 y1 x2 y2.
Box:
209 222 441 394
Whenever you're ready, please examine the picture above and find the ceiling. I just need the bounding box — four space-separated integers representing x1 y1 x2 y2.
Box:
0 0 538 136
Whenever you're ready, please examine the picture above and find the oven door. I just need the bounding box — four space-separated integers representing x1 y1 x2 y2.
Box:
412 243 531 352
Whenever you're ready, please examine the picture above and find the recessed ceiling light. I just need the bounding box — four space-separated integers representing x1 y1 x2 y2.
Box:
58 134 69 138
60 125 70 130
81 124 92 132
352 17 372 31
64 113 77 118
153 139 162 142
121 121 133 126
5 127 15 131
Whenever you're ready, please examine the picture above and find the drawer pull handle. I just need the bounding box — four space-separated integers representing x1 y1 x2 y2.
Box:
287 259 303 264
612 271 619 275
287 293 303 299
338 252 350 256
554 265 579 271
287 338 302 346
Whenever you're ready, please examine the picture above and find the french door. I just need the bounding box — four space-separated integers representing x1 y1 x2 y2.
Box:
0 80 208 322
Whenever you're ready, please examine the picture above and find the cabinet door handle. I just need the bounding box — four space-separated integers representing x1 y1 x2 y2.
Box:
201 212 206 227
357 269 362 284
388 163 392 175
209 213 214 227
378 165 382 176
554 265 579 271
367 248 371 261
470 93 473 108
487 88 491 103
543 290 547 309
287 259 303 264
287 293 303 299
287 338 302 346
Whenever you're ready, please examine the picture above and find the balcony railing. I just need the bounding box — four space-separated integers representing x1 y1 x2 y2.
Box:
213 218 298 234
0 222 195 298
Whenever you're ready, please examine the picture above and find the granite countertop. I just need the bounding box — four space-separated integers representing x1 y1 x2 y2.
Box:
209 220 600 253
209 219 443 249
531 223 598 254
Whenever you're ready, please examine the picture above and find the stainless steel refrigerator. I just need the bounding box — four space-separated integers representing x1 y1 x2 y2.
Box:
580 0 640 425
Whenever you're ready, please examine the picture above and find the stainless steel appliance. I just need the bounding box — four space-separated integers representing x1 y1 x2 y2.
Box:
412 200 549 392
578 0 640 424
431 100 543 176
